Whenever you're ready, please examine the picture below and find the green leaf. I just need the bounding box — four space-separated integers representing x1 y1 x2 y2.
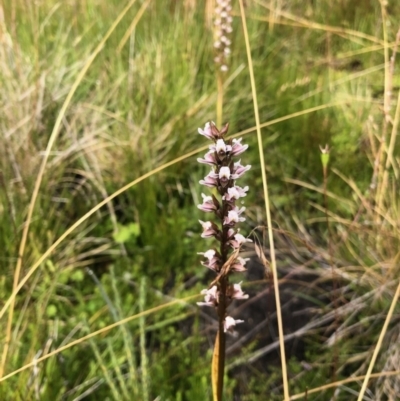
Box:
46 304 57 318
113 223 141 244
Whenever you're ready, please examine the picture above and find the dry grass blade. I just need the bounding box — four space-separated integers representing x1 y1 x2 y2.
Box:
356 281 400 401
289 371 400 400
238 0 289 399
209 246 241 288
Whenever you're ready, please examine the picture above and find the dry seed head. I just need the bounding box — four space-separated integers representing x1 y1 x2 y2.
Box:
213 0 232 72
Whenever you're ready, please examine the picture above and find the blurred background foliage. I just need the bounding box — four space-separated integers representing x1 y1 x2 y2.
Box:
0 0 400 400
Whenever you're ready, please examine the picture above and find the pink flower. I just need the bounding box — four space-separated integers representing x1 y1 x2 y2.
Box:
227 228 236 238
223 206 246 226
223 185 249 201
198 249 220 271
231 282 249 299
224 316 244 332
231 257 249 272
197 286 219 307
199 171 219 187
198 122 215 140
232 160 251 178
229 233 253 248
199 220 219 238
197 193 218 212
197 150 218 166
231 138 248 156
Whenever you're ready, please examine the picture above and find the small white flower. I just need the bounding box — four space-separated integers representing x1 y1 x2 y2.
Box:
231 282 249 300
230 233 252 248
219 166 231 180
216 139 228 153
197 286 219 307
224 316 244 332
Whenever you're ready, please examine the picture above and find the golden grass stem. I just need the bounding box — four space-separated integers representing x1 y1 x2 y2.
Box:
356 281 400 401
238 1 289 399
374 0 390 215
289 370 400 400
376 29 400 210
0 0 142 378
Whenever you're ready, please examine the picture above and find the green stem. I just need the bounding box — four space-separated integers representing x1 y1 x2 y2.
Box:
216 73 223 128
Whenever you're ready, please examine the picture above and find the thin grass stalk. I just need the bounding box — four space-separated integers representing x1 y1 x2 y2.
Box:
290 370 400 400
238 1 289 399
268 0 275 32
356 281 400 401
320 146 339 390
0 0 141 378
116 0 151 53
0 102 346 323
0 295 199 383
139 277 149 400
374 0 390 214
378 29 400 202
89 337 121 400
106 339 131 400
0 172 17 237
109 266 138 391
268 0 282 33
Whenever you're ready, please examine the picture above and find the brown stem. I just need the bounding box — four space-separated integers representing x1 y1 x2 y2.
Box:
216 276 227 400
216 209 230 400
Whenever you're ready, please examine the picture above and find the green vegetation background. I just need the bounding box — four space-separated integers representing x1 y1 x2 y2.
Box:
1 1 399 400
